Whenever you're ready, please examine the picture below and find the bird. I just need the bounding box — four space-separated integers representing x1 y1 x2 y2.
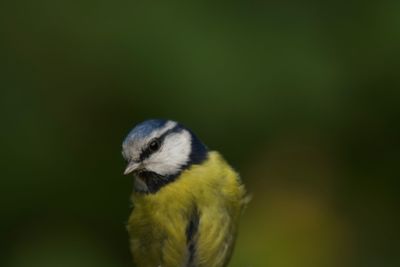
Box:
122 119 247 267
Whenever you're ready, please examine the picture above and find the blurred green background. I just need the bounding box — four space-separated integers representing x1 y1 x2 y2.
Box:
1 1 399 267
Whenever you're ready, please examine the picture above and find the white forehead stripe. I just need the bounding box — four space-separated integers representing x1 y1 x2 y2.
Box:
152 120 177 138
139 120 177 145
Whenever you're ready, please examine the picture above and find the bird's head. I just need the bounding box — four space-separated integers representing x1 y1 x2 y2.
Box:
122 119 208 193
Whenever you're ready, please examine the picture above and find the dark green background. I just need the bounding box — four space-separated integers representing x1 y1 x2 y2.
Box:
1 1 399 267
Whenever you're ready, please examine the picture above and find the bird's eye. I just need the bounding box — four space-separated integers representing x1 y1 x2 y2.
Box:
149 139 160 152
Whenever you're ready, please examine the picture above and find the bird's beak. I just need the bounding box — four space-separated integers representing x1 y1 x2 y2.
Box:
124 161 140 175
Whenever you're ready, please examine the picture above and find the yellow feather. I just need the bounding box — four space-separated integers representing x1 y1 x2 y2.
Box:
127 151 247 267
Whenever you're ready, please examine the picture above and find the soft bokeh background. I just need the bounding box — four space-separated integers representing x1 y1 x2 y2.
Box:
1 1 399 267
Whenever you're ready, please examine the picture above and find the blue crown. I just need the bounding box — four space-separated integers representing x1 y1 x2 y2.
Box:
124 119 168 144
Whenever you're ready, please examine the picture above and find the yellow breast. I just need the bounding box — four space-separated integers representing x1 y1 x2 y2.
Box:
127 151 247 267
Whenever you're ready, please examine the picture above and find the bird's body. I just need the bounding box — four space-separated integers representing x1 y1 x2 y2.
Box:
122 120 247 267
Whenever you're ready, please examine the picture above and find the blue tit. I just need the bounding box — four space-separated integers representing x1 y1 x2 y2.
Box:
122 119 247 267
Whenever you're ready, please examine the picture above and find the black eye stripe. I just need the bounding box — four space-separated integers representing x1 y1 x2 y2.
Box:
139 125 183 161
139 145 155 161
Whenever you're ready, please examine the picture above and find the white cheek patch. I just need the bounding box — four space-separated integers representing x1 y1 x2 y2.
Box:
144 130 192 176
